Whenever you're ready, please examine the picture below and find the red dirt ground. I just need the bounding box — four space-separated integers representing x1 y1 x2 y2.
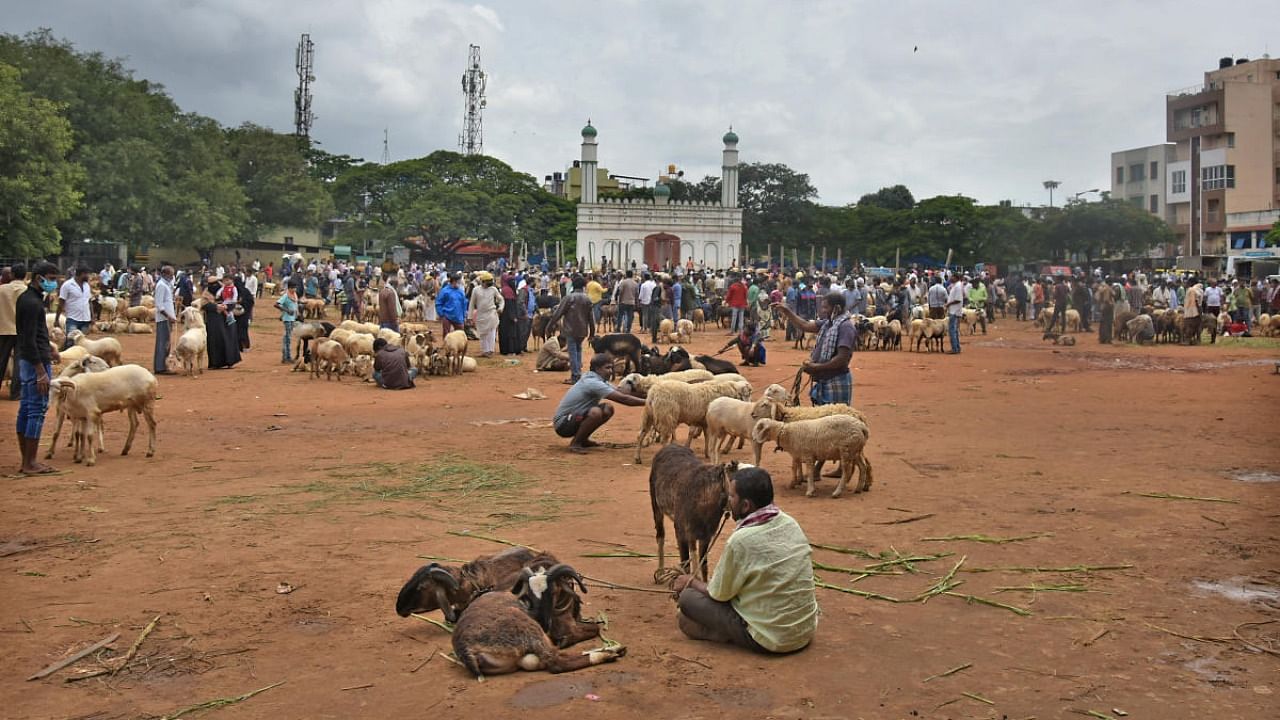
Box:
2 312 1278 720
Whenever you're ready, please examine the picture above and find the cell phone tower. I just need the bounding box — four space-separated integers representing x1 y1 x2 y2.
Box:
294 33 316 143
458 44 486 155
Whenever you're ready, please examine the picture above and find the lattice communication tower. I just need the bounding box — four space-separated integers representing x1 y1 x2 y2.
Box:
294 33 316 142
458 44 486 155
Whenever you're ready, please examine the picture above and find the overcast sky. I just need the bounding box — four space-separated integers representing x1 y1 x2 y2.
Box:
4 1 1276 206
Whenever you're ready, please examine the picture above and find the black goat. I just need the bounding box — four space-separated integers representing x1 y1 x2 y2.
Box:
590 333 643 375
694 354 737 375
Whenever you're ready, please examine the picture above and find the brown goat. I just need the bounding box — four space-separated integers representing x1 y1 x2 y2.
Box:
450 565 623 680
648 444 737 583
396 546 558 623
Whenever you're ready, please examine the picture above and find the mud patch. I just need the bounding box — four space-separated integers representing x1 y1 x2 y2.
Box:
510 677 596 709
1192 578 1280 604
697 686 774 709
1226 469 1280 484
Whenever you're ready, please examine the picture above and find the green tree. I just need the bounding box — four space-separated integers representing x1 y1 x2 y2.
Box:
330 151 574 262
1266 218 1280 246
0 30 248 254
857 184 915 211
1041 198 1175 266
304 145 364 184
0 63 84 257
228 124 335 237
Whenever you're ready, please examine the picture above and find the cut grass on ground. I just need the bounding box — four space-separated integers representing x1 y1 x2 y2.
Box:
210 456 580 529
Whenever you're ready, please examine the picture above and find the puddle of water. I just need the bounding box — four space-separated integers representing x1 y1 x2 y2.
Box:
1227 469 1280 484
1192 578 1280 603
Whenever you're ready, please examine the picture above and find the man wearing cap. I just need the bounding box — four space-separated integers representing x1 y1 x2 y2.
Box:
468 271 503 357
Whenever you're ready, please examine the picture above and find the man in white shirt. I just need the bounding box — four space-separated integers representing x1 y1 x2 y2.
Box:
56 266 94 349
244 271 259 300
945 273 966 354
638 273 658 333
152 264 177 374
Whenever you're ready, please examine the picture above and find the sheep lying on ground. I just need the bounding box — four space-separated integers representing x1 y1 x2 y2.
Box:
634 378 753 464
449 566 622 680
48 363 158 467
649 444 737 582
616 369 714 398
752 415 872 498
68 330 123 367
1041 331 1076 346
120 306 151 323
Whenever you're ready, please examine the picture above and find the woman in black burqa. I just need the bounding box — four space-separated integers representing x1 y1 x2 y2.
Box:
202 276 242 369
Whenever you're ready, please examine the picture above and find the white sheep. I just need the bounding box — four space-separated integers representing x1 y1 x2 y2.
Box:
68 330 123 367
49 364 158 467
174 330 206 377
752 415 873 498
676 318 694 343
634 378 753 465
45 355 112 459
443 330 468 376
616 369 714 397
704 397 766 466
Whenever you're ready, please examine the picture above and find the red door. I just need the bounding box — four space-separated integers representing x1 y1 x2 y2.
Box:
644 233 681 269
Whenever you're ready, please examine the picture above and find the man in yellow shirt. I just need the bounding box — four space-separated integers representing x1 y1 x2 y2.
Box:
585 273 606 331
671 467 818 653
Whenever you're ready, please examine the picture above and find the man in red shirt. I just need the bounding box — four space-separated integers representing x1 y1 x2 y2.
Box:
724 275 748 335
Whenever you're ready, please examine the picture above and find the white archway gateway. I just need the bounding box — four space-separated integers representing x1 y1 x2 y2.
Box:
574 122 743 272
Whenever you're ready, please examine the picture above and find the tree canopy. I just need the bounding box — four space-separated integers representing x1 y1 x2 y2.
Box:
329 151 575 262
0 62 83 257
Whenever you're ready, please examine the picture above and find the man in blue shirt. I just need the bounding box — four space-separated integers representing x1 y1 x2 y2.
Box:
434 273 468 335
552 354 644 454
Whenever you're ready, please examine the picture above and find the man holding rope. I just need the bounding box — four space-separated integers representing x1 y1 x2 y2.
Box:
671 466 817 654
773 291 856 405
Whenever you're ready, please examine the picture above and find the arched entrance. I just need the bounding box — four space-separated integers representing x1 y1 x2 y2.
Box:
644 232 681 270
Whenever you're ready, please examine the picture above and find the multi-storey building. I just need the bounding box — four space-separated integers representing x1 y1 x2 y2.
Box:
1165 55 1280 276
1110 144 1179 259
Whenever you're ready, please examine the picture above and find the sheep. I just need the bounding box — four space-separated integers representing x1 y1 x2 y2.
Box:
962 308 985 335
915 317 946 352
340 332 376 358
127 322 153 334
648 444 738 582
461 355 478 372
68 330 123 367
97 295 119 320
1066 309 1082 332
172 307 207 377
303 298 327 319
448 566 623 680
634 378 753 465
376 327 402 346
1126 314 1155 345
396 547 560 623
1114 309 1137 341
752 415 872 498
45 355 112 459
704 397 768 465
878 319 903 350
443 329 468 375
676 318 694 343
291 321 335 370
309 339 351 380
616 368 714 398
121 305 152 323
657 318 675 342
48 364 158 467
50 327 66 349
693 354 738 375
691 308 706 330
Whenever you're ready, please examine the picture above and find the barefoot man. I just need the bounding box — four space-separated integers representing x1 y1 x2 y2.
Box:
552 353 643 453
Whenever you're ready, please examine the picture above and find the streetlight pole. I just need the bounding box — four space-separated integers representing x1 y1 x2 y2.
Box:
1043 180 1061 208
1073 188 1100 202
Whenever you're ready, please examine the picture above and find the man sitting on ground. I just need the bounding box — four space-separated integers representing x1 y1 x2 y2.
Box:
551 353 643 454
716 320 765 367
372 337 416 389
671 466 817 654
537 333 571 372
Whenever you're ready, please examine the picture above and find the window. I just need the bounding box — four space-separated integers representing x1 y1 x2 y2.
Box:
1150 194 1159 213
1129 196 1144 208
1116 166 1124 184
1226 133 1235 148
1231 233 1251 250
1129 163 1145 182
1206 198 1220 222
1201 165 1235 190
1171 169 1187 194
1150 161 1159 179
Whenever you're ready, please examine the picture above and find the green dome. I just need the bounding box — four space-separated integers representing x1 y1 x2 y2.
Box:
653 183 671 196
581 122 597 138
722 129 739 144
